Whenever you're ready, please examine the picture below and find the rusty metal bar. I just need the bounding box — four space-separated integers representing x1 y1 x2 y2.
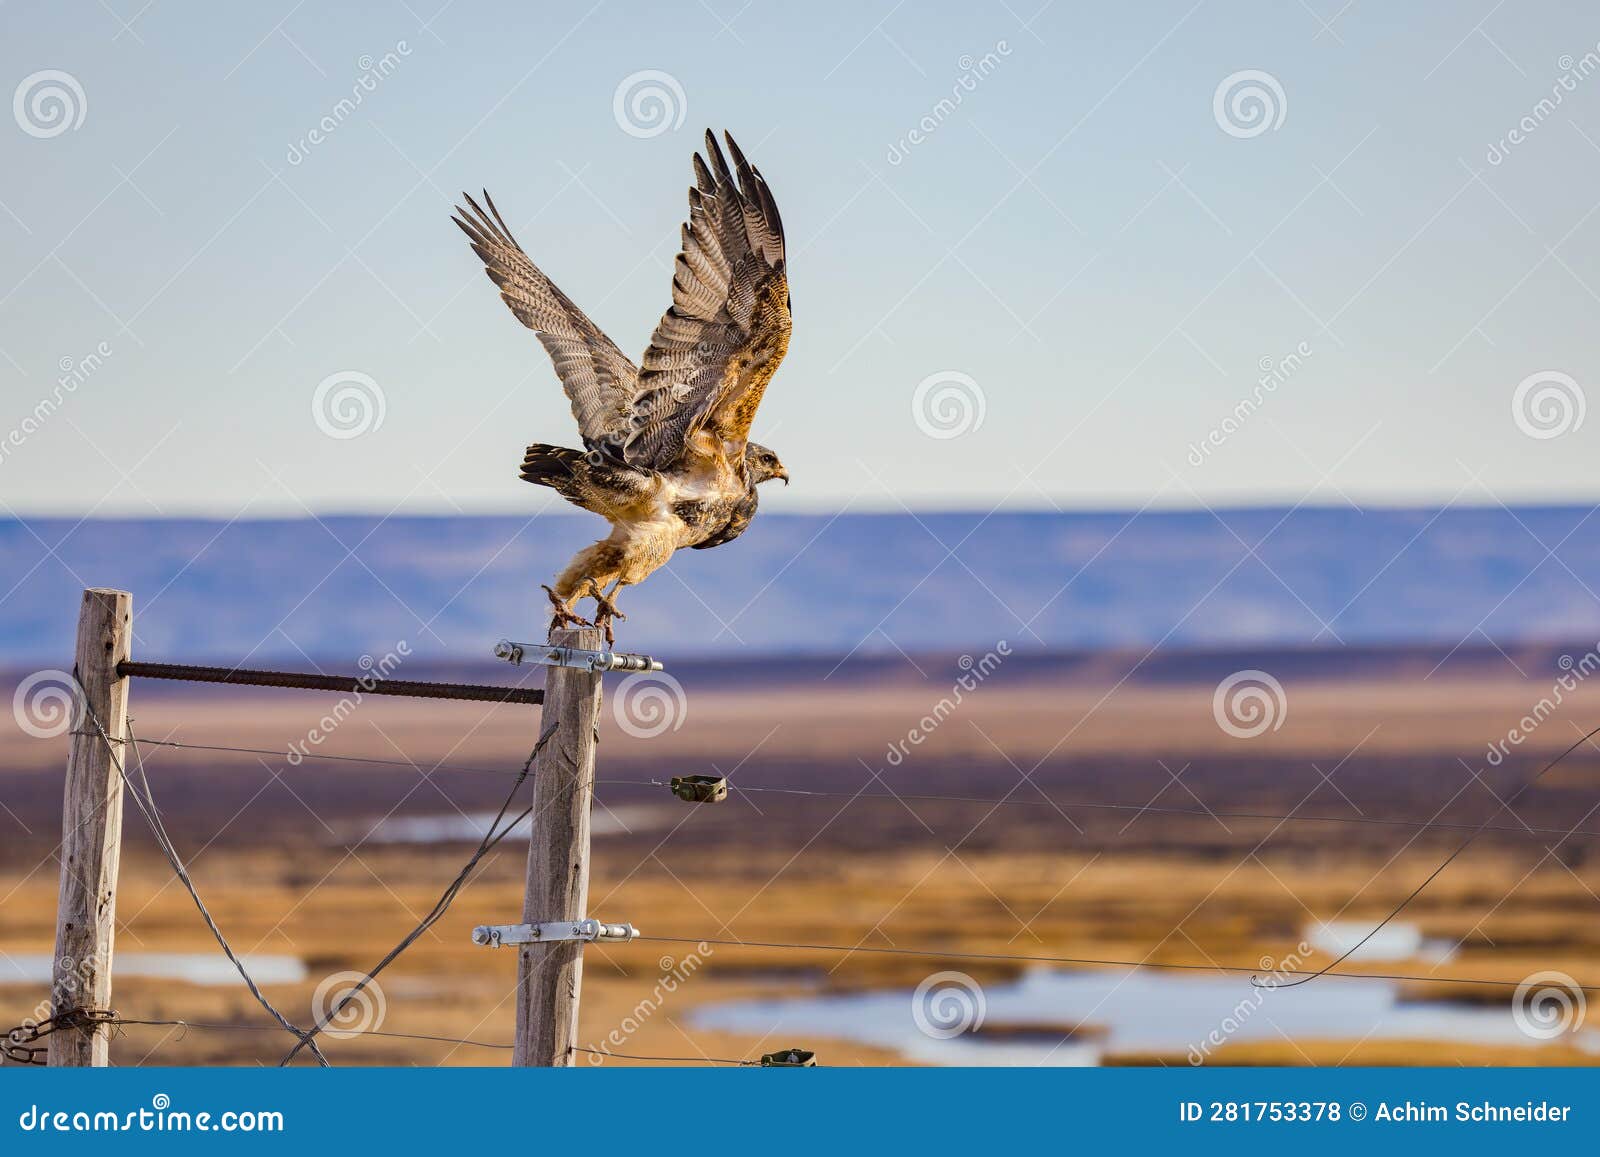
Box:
117 660 543 706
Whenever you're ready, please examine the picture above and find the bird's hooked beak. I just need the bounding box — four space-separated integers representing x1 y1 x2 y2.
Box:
778 467 790 486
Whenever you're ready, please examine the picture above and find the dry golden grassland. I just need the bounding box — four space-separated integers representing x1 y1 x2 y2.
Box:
3 650 1598 1066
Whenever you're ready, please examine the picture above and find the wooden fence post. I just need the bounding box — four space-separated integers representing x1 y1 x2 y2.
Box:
514 626 604 1066
49 588 132 1066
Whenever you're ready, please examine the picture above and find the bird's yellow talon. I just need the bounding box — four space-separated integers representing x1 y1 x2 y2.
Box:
542 584 593 636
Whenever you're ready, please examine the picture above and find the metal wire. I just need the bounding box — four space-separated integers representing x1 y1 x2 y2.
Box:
628 934 1600 992
76 695 332 1066
79 713 555 1068
1266 719 1600 989
110 1017 513 1052
56 675 1600 1068
3 1009 118 1065
275 723 558 1066
134 736 521 778
118 660 543 705
571 1045 748 1065
610 778 1600 842
119 741 1600 843
117 1020 749 1063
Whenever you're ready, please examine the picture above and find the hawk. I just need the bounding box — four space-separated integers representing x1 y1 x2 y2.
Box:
454 130 792 642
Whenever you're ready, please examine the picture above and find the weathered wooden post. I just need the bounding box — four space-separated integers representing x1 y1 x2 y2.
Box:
514 626 604 1066
49 588 132 1066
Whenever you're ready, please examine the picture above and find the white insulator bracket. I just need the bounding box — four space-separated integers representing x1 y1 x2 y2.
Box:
494 639 663 673
471 918 640 948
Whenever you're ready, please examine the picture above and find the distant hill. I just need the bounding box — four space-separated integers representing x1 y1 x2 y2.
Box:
3 506 1599 665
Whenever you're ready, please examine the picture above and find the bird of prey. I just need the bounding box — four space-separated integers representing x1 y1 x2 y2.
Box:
454 130 792 643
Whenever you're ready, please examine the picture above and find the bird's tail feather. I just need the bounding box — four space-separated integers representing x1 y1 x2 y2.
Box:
519 443 587 497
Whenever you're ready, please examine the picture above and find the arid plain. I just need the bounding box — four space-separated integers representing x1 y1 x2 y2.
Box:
4 643 1599 1066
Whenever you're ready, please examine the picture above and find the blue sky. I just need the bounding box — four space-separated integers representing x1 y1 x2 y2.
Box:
1 0 1597 516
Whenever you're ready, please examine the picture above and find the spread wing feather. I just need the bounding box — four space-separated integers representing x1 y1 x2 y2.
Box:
453 191 638 449
623 130 791 469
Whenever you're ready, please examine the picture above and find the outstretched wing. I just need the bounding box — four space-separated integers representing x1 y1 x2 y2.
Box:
623 130 791 469
453 192 638 450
